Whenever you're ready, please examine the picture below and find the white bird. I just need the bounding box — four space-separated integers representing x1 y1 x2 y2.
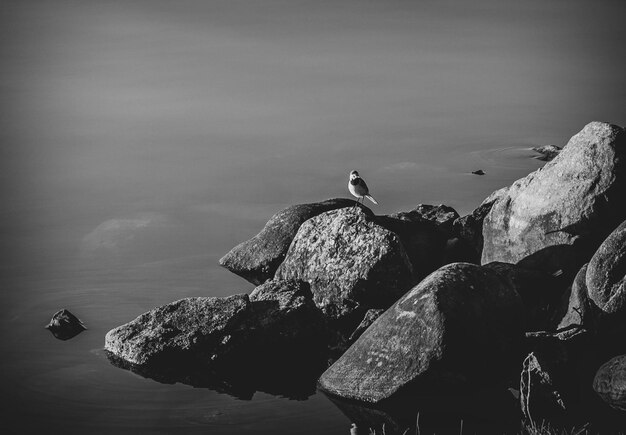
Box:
348 170 378 208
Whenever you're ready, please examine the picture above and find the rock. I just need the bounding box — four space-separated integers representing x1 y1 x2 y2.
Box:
532 145 562 162
472 169 485 175
482 122 626 275
249 279 327 349
520 352 567 421
593 355 626 411
375 213 447 282
484 262 563 331
45 309 86 340
452 187 508 263
553 263 593 340
348 308 385 343
318 263 524 403
105 294 252 367
219 198 368 285
275 207 414 326
586 220 626 317
395 204 460 233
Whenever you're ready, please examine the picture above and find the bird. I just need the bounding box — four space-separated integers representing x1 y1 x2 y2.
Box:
348 170 378 208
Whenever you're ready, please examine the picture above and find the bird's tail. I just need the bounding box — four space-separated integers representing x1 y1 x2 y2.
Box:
365 195 378 205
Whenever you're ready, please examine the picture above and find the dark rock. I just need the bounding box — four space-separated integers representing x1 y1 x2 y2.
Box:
375 213 448 282
219 198 369 285
249 279 328 350
395 204 460 233
318 263 524 403
348 308 385 343
482 122 626 275
593 355 626 411
553 263 593 340
532 145 562 162
484 262 564 331
104 294 252 367
587 220 626 317
452 187 508 263
520 352 567 421
472 169 485 175
275 207 414 327
45 309 86 340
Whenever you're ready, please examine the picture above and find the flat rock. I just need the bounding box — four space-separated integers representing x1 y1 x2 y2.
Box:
318 263 524 403
219 198 368 285
105 294 252 367
275 208 414 325
482 122 626 274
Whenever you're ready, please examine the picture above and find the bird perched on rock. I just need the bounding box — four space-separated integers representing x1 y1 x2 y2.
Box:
348 170 378 208
45 308 86 340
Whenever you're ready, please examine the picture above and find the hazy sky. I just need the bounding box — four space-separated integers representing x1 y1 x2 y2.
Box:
1 0 625 271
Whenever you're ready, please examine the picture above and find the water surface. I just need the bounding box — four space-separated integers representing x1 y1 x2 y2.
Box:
1 0 625 433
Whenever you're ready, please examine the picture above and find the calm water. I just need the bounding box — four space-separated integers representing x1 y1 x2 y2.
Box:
1 0 625 433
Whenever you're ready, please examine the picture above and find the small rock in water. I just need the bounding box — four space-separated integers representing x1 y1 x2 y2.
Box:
45 309 86 340
471 169 485 175
532 145 562 161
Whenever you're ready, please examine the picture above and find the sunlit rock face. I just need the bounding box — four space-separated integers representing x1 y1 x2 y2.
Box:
219 198 369 285
275 207 414 326
318 263 524 403
482 122 626 276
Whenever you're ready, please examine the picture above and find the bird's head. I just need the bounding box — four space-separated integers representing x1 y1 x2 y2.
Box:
349 170 359 180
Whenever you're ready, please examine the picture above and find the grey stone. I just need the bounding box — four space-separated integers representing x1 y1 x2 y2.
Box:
318 263 524 403
219 198 369 285
482 122 626 275
275 208 414 324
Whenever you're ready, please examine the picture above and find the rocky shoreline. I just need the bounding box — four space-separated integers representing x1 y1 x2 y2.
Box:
105 121 626 426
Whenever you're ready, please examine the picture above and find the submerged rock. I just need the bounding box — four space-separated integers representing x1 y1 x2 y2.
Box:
318 263 524 403
532 145 562 162
593 355 626 411
276 207 414 326
219 198 367 285
45 309 86 340
482 122 626 275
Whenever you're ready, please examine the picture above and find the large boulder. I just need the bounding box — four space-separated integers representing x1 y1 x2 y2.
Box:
105 294 252 367
275 208 414 325
219 198 368 285
586 220 626 317
482 122 626 275
318 263 524 403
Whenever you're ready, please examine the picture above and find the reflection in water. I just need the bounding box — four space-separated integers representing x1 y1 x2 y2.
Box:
326 388 522 435
105 349 326 401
